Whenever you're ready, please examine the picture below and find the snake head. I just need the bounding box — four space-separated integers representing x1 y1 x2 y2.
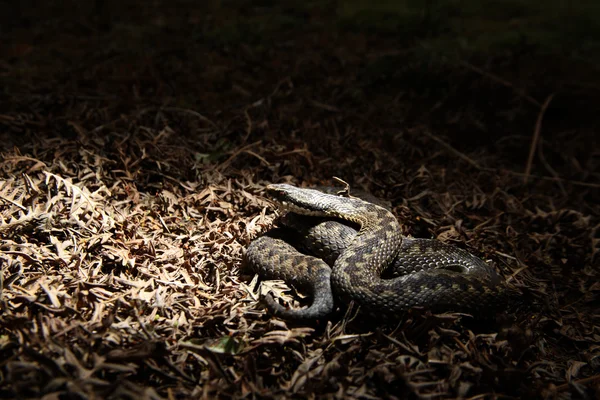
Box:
265 184 329 216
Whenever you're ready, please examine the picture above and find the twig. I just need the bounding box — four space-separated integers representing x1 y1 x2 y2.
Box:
420 129 481 169
524 94 555 183
556 373 600 392
215 141 262 171
243 150 270 166
162 107 221 132
505 263 529 283
417 126 598 189
157 214 170 234
482 167 600 189
536 132 566 196
0 195 27 210
459 61 541 107
332 176 351 197
242 107 253 145
416 126 597 188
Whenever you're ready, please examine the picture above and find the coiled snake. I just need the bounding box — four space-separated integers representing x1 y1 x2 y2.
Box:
245 184 505 319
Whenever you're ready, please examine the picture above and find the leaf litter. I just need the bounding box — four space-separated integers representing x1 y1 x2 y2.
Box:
1 110 598 399
1 5 599 399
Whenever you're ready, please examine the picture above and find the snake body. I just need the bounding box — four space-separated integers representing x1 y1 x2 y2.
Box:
245 184 505 319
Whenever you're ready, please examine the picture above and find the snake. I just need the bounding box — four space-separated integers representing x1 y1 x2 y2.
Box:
245 184 506 319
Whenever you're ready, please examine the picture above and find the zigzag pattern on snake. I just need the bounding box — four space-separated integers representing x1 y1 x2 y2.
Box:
245 184 506 319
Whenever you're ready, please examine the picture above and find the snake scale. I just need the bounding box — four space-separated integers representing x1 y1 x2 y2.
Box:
245 184 506 319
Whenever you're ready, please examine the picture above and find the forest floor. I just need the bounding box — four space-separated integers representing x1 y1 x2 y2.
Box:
1 1 599 399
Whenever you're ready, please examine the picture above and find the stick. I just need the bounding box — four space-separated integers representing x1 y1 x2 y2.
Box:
524 94 555 183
